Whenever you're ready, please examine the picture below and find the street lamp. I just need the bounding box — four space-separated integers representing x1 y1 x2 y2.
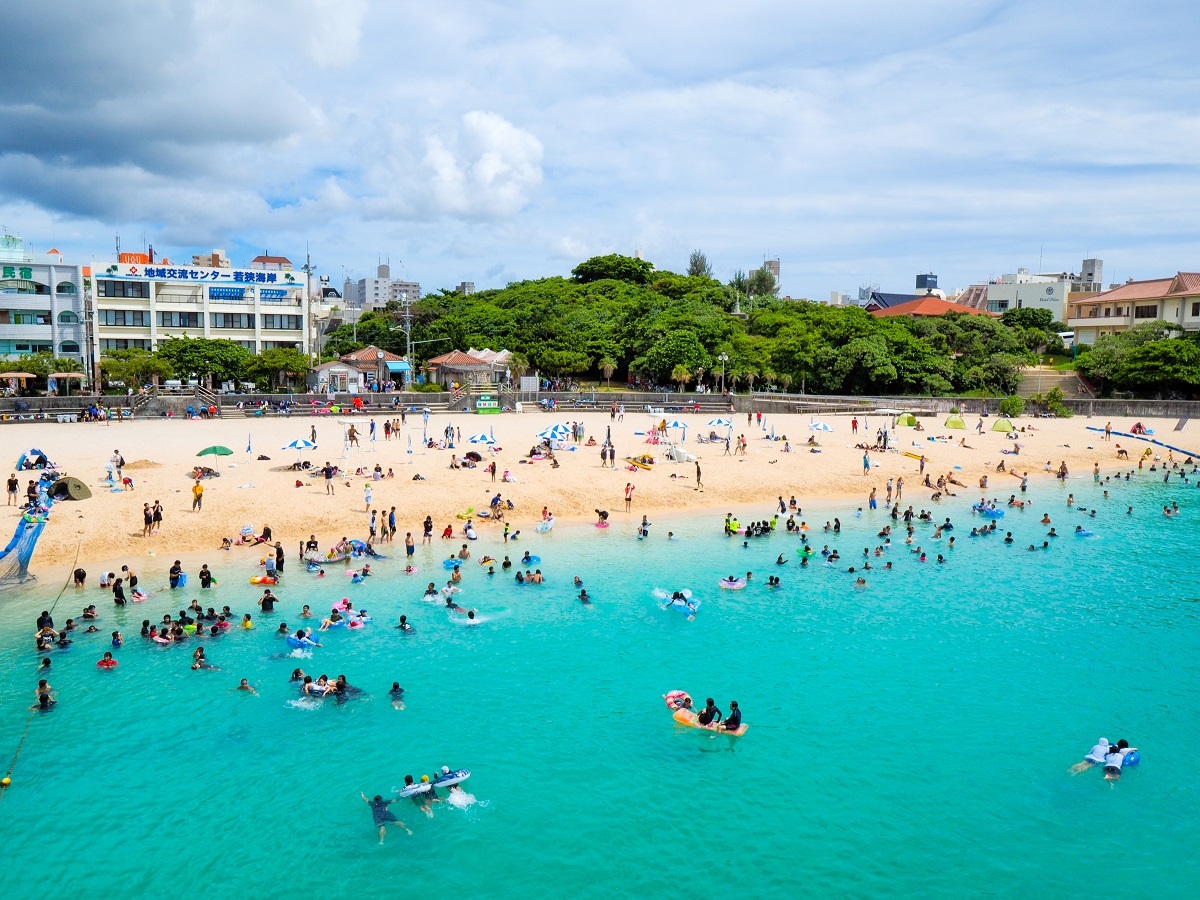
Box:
718 353 729 392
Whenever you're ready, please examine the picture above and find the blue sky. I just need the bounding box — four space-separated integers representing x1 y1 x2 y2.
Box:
2 0 1198 299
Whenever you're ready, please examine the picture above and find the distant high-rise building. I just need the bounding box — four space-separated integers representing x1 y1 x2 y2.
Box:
457 281 475 295
343 263 420 310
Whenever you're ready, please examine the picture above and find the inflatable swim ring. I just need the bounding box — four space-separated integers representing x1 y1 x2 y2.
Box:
595 521 609 528
1123 750 1141 766
433 768 470 788
443 559 462 569
397 782 430 798
535 519 555 533
718 578 746 590
403 567 419 575
666 598 700 618
520 555 541 565
96 658 118 668
664 690 691 710
1075 529 1095 537
250 576 276 585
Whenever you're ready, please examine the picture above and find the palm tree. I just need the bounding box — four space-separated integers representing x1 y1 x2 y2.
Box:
778 373 793 394
507 352 529 385
598 356 617 389
670 364 692 394
744 369 758 392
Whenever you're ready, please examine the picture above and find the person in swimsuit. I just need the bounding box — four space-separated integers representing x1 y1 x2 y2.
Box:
697 698 722 728
389 681 406 709
361 793 411 843
722 700 743 732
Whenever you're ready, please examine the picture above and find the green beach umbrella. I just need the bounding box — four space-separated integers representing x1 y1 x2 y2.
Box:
197 445 233 471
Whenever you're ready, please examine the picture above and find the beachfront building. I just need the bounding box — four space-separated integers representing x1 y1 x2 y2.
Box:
869 296 997 319
956 259 1103 320
342 263 420 311
1066 273 1200 345
424 349 510 386
306 345 409 393
0 234 87 367
88 257 310 360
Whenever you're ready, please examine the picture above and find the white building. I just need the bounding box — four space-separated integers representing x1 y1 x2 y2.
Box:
342 264 420 310
957 259 1102 321
0 233 87 367
88 259 310 363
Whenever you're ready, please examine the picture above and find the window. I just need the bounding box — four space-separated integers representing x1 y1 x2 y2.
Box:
60 340 80 354
261 314 302 330
157 311 202 328
100 338 152 351
211 312 254 329
97 309 150 327
1192 302 1200 317
1103 308 1110 317
1134 304 1159 319
57 310 80 324
97 279 150 299
236 340 256 350
263 340 301 350
55 281 78 295
14 342 52 352
12 312 50 325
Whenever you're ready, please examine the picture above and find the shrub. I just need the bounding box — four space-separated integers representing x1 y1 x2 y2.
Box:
949 406 960 414
412 382 445 393
998 395 1025 417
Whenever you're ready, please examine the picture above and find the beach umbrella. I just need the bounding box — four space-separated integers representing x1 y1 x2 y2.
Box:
809 421 834 432
1 372 36 379
706 417 732 428
407 433 413 462
537 425 569 441
468 433 495 444
283 438 316 464
197 445 233 471
50 372 83 396
464 450 483 462
770 424 775 441
489 424 495 442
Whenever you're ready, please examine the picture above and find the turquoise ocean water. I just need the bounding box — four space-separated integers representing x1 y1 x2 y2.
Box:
2 475 1199 898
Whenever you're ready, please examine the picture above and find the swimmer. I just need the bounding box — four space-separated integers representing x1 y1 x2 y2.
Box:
396 615 414 633
389 681 406 709
31 692 56 712
401 775 442 818
235 678 258 695
1104 739 1137 781
1070 738 1112 774
775 553 788 565
362 792 411 843
579 589 591 604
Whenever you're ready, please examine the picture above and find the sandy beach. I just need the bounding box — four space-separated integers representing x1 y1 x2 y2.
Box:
6 408 1195 574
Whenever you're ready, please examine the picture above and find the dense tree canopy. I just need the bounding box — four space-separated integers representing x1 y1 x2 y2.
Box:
315 255 1041 395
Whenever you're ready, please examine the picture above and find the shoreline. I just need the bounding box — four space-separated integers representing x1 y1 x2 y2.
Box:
5 410 1190 576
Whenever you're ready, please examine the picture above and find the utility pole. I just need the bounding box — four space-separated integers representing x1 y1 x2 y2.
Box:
301 244 317 361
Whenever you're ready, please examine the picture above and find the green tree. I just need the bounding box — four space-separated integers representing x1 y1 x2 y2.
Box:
643 330 709 384
747 265 778 300
156 337 251 383
1113 339 1200 394
571 254 654 285
598 355 617 387
537 349 590 375
1001 308 1054 331
687 250 713 279
246 348 312 390
1077 321 1180 389
99 349 174 388
998 395 1026 417
670 364 692 393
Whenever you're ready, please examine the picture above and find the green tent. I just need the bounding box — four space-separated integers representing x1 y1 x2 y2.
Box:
991 418 1015 432
944 415 965 429
897 413 918 427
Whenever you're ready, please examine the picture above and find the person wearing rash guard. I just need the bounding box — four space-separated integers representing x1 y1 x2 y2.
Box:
722 701 742 732
396 615 414 632
1104 739 1137 781
697 698 722 727
362 793 411 844
1070 738 1111 773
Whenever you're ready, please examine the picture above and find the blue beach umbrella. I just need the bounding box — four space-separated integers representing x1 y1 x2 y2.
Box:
468 433 495 444
809 421 834 432
282 437 317 463
706 417 732 428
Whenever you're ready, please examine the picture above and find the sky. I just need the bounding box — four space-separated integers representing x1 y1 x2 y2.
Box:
3 0 1199 300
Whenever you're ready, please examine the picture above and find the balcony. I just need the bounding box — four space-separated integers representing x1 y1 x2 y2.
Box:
0 323 52 340
1067 311 1130 328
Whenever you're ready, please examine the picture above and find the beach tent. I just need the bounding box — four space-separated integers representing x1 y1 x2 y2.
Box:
991 418 1015 432
896 413 918 427
16 448 54 470
944 415 966 429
